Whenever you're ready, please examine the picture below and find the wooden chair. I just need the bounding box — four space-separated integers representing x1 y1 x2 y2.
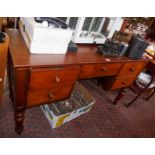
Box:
126 60 155 106
0 32 9 104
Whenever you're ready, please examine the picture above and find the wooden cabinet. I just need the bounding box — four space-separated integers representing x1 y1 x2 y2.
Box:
6 29 148 134
0 33 9 103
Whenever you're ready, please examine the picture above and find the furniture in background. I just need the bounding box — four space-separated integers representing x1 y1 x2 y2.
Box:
0 17 19 32
6 29 148 134
120 18 129 32
0 18 8 32
57 17 124 44
126 59 155 106
146 19 155 41
7 17 19 29
0 33 9 103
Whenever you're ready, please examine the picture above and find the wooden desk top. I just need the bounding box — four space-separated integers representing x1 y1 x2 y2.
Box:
6 29 148 68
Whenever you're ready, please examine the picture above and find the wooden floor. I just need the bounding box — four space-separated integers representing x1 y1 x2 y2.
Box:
0 80 155 138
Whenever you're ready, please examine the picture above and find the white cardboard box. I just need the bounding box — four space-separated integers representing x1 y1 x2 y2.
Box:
40 83 95 128
19 18 73 54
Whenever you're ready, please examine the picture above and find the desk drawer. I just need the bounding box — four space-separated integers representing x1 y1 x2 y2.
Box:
79 63 122 79
118 62 146 76
29 66 80 90
111 75 137 89
27 85 73 107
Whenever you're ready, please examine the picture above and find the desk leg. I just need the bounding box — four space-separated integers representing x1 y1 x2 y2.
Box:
113 88 126 104
7 52 14 104
13 68 28 134
14 108 25 134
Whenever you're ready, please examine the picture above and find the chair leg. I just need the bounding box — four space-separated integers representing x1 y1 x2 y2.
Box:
126 79 154 106
145 88 155 101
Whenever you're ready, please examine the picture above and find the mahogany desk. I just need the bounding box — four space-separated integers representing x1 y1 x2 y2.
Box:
6 29 148 134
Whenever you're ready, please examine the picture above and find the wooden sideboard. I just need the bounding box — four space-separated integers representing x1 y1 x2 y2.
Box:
6 29 148 134
0 33 9 103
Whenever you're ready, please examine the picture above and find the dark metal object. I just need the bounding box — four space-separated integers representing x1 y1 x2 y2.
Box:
97 39 128 56
34 17 68 29
67 41 78 52
126 34 149 60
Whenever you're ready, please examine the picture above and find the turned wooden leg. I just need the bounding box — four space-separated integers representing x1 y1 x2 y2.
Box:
13 68 28 134
113 88 126 104
14 109 25 134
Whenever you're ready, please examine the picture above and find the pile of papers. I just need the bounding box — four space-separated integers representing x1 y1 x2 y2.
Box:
136 72 155 88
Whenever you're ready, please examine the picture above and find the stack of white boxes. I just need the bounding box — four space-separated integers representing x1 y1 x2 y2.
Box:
19 17 73 54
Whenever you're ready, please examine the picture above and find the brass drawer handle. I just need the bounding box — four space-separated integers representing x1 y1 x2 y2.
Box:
0 78 2 82
101 66 107 71
55 76 60 83
49 92 54 99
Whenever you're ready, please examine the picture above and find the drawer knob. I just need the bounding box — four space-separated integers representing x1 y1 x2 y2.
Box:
101 66 107 71
49 92 54 99
122 81 127 86
0 78 2 82
55 76 60 83
129 68 135 72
